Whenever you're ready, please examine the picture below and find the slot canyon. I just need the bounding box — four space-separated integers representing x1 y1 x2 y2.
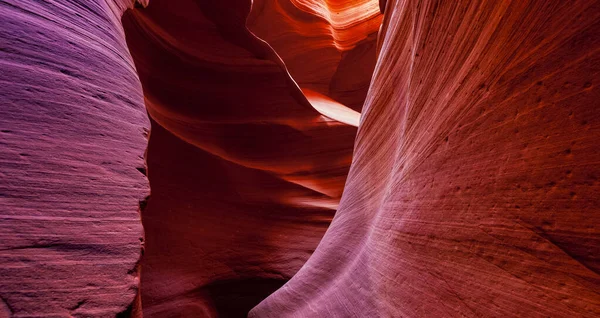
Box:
0 0 599 317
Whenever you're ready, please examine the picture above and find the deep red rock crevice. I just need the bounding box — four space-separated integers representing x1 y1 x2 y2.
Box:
1 0 599 317
121 0 380 315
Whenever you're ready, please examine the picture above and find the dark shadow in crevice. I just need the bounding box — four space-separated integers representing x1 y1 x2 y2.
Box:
192 278 287 318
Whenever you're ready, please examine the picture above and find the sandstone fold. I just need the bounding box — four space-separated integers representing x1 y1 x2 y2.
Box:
251 0 600 317
2 0 598 317
247 0 382 112
121 0 379 316
0 0 148 316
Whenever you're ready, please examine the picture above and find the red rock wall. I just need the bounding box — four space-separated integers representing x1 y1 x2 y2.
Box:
121 0 378 316
2 0 599 317
251 0 600 316
0 0 148 316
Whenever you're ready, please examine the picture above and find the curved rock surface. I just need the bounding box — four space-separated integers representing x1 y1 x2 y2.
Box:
0 0 148 316
1 0 599 317
247 0 382 111
251 0 600 317
121 0 378 316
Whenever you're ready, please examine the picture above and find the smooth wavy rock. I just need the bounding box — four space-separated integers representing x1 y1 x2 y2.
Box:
2 0 599 317
0 0 148 316
121 0 377 316
248 0 382 111
251 0 600 317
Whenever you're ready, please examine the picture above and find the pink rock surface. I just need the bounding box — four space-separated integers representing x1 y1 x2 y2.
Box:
0 0 148 316
1 0 599 317
251 0 600 316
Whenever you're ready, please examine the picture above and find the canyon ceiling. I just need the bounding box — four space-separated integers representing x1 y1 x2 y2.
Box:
0 0 599 317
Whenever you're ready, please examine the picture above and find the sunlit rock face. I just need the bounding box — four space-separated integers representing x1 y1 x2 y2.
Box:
251 0 600 317
121 0 379 316
247 0 382 111
0 0 147 316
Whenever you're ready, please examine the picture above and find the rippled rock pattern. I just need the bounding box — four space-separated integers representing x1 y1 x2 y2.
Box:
121 0 380 315
1 0 147 316
1 0 598 317
252 0 600 316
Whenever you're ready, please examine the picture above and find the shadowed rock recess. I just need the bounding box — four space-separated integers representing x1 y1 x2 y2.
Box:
0 0 598 317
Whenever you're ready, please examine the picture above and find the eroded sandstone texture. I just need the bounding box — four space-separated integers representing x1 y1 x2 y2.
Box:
251 0 600 317
0 0 148 317
247 0 382 112
1 0 599 317
121 0 379 316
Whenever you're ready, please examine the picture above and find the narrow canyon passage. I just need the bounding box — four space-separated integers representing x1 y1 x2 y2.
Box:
0 0 598 317
251 0 600 316
121 0 381 316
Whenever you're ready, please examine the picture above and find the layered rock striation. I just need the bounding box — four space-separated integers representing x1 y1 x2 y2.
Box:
0 0 148 316
1 0 599 317
251 0 600 316
121 0 379 316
